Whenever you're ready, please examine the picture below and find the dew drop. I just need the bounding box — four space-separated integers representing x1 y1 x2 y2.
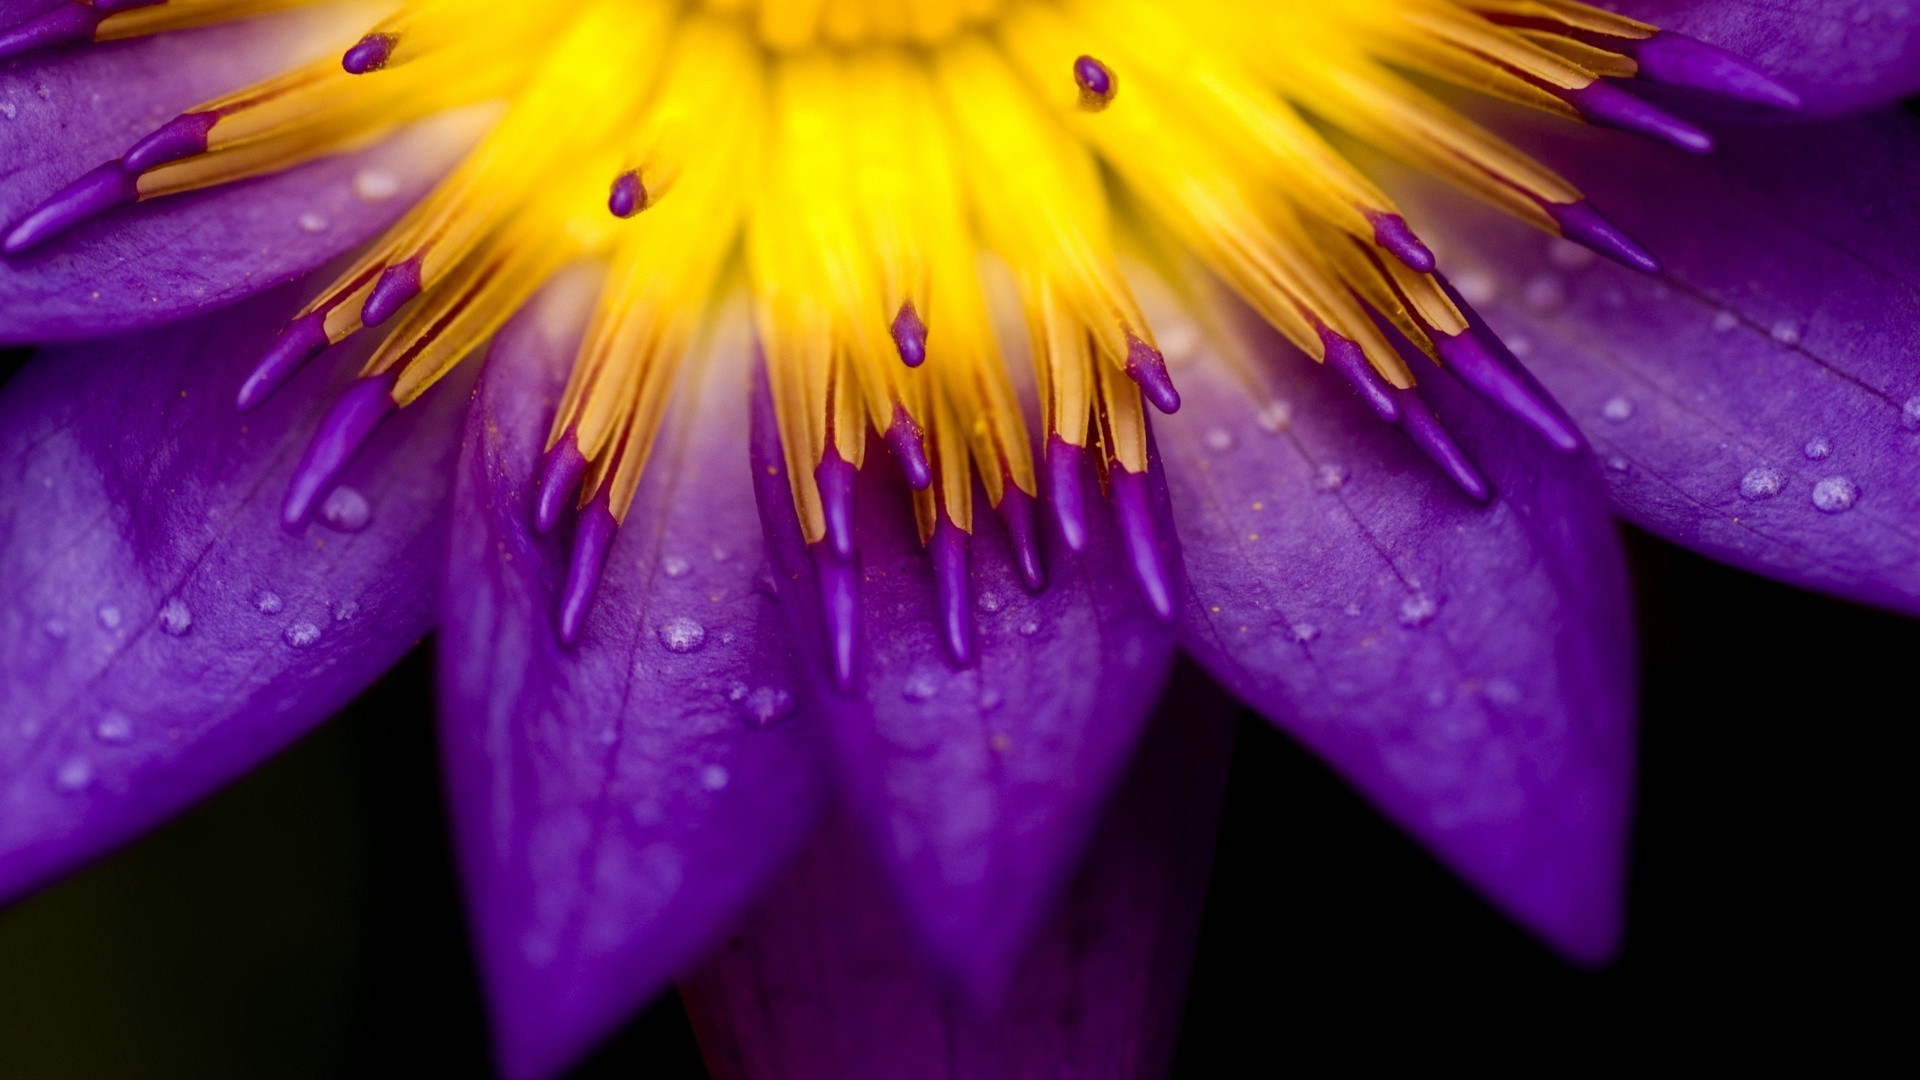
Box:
42 616 68 641
92 712 133 745
1604 454 1632 474
1484 677 1523 704
296 211 328 234
1344 602 1362 617
1157 322 1202 363
0 103 16 120
741 686 796 728
976 591 1005 614
96 604 122 630
701 764 731 791
1902 396 1920 431
657 617 706 654
661 555 691 579
353 167 401 201
54 759 93 793
1522 274 1566 312
753 572 778 598
710 544 733 563
156 597 192 636
1397 594 1439 628
1804 435 1833 461
1291 622 1320 643
1712 311 1739 333
1018 619 1040 637
1547 239 1595 272
902 670 939 701
1506 335 1532 358
1601 397 1634 423
283 621 320 648
1205 428 1235 452
1452 269 1496 306
332 600 360 622
319 486 371 532
1739 466 1785 500
981 689 1005 712
254 590 284 615
1256 400 1293 433
1314 464 1349 492
1811 476 1858 513
727 681 749 702
1769 320 1802 346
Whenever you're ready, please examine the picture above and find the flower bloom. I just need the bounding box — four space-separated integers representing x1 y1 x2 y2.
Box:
4 0 1920 1075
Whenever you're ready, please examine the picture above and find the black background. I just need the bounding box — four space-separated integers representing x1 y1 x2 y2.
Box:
0 513 1909 1075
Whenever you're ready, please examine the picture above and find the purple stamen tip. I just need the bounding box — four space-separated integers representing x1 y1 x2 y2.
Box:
1125 334 1181 413
608 169 645 218
0 3 103 62
930 515 975 668
1628 31 1802 111
3 162 138 254
362 257 424 326
1367 211 1436 273
1566 80 1713 154
342 33 394 74
998 483 1046 593
237 312 331 412
1547 200 1661 275
534 432 588 534
1109 465 1174 620
890 301 927 367
812 544 859 692
814 448 858 560
558 491 617 647
282 373 397 530
1074 54 1116 110
122 112 217 174
1317 327 1400 423
1393 387 1490 502
1045 436 1089 553
885 406 933 490
1432 325 1582 453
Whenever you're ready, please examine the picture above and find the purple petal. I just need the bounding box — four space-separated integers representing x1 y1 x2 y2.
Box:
0 275 468 904
750 379 1177 1005
0 10 469 343
680 669 1237 1080
439 279 832 1080
1159 306 1636 963
1422 109 1920 616
1620 1 1920 116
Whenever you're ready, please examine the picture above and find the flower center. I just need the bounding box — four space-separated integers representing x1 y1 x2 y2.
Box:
0 0 1798 680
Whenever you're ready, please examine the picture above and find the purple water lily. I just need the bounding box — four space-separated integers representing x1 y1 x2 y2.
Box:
4 1 1919 1077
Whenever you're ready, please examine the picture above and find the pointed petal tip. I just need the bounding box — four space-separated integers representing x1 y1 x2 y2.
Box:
1318 327 1400 423
1045 437 1089 553
3 163 139 255
121 112 218 174
533 433 587 534
998 484 1047 593
891 301 927 367
237 313 331 412
557 492 617 646
1110 466 1175 620
930 515 975 667
884 407 933 490
1547 201 1662 275
341 32 394 75
1568 80 1714 154
1126 335 1182 414
1631 31 1804 112
815 449 858 561
281 373 398 529
813 543 859 691
0 3 100 63
1369 211 1437 272
362 257 424 326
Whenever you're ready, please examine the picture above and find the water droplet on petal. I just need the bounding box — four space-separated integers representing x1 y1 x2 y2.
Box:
96 604 121 630
1398 594 1439 628
1291 622 1320 643
902 670 939 701
1811 476 1858 513
1604 454 1632 474
741 686 795 728
1712 311 1739 333
353 167 401 202
297 211 328 234
1256 400 1293 433
1740 466 1785 500
92 712 133 744
332 600 360 622
319 486 371 532
727 681 749 702
42 616 68 640
1018 619 1040 637
1522 274 1566 312
701 764 731 791
1601 397 1634 423
1547 239 1595 272
1769 320 1802 346
1205 428 1235 452
1903 396 1920 431
1314 464 1349 492
976 591 1004 614
55 759 93 793
254 590 284 615
1453 269 1496 306
662 555 691 579
284 622 321 648
657 617 706 653
156 597 192 636
1804 435 1832 461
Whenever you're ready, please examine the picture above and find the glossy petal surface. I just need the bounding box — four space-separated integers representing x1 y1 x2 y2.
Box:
0 279 466 904
1624 1 1920 116
682 668 1237 1080
1159 297 1636 963
439 281 831 1080
750 378 1177 1005
0 9 466 343
1426 110 1920 615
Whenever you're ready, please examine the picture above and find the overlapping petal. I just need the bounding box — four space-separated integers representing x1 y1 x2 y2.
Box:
0 276 467 904
0 8 467 343
1624 1 1920 115
1419 109 1920 616
439 280 832 1080
750 377 1177 1005
682 669 1236 1080
1158 299 1636 963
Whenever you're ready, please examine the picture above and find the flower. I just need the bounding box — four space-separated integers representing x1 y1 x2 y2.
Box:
3 1 1919 1077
